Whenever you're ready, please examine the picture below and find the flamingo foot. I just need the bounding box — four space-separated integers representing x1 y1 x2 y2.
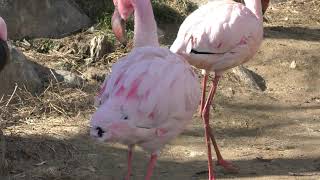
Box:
217 159 239 173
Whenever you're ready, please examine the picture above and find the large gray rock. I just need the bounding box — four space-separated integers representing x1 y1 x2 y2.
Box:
0 44 42 96
232 65 267 91
0 0 91 40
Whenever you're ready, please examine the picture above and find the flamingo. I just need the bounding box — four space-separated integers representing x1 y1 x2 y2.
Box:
170 0 266 179
91 0 200 179
0 17 9 71
0 16 8 171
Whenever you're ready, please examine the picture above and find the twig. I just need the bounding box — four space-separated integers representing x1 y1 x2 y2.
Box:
0 95 4 103
49 69 59 84
5 84 18 106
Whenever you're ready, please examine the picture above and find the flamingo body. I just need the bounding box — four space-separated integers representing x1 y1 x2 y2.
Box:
171 0 263 73
92 47 200 152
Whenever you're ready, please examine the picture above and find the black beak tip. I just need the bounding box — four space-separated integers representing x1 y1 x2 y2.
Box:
95 127 105 138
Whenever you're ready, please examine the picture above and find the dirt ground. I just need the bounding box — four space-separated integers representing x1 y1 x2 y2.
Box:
1 0 320 179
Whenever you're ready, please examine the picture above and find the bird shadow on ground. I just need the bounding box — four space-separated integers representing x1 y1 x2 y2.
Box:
182 100 320 139
1 133 320 180
264 26 320 42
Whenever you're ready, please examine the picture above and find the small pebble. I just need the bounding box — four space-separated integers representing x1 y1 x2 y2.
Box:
290 61 296 69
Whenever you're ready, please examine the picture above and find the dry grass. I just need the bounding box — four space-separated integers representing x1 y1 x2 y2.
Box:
0 80 96 177
0 81 95 130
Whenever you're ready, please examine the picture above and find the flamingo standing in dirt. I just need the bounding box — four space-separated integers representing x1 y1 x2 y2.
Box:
0 17 9 71
170 0 266 179
91 0 200 179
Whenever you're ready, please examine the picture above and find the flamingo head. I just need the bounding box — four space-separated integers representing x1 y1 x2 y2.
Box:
90 99 142 145
112 0 135 45
0 17 9 71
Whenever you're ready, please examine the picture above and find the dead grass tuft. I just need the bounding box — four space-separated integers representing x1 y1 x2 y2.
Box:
0 81 95 130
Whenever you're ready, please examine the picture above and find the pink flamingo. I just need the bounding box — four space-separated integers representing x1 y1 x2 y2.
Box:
91 0 200 180
170 0 267 179
0 17 8 71
0 16 8 167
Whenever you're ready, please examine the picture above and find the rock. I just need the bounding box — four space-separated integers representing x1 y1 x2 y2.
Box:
0 0 91 40
231 65 267 91
51 69 85 88
290 61 297 69
89 35 113 62
0 44 42 96
223 87 236 98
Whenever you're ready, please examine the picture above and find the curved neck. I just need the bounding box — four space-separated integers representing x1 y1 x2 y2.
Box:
244 0 263 21
133 0 159 47
0 17 7 41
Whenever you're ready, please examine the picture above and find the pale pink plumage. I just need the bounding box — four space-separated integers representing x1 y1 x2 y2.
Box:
170 0 264 179
92 47 200 152
91 0 200 179
171 0 263 73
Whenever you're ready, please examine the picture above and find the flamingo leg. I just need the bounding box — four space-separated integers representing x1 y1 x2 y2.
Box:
205 75 239 173
125 145 134 180
202 75 221 180
199 73 208 116
145 152 158 180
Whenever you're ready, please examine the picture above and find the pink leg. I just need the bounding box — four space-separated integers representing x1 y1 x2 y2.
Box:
202 77 219 180
206 75 239 173
126 146 134 180
209 130 239 173
145 153 158 180
199 74 208 116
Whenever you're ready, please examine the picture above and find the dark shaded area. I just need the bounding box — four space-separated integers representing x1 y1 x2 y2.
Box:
264 26 320 42
1 134 319 179
152 0 197 24
182 100 320 140
70 0 114 21
73 0 197 32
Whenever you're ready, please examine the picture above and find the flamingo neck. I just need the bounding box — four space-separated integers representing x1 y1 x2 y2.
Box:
244 0 263 21
0 17 7 41
133 0 159 47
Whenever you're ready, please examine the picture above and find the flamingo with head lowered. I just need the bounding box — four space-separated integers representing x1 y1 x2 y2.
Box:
169 0 267 179
91 0 200 180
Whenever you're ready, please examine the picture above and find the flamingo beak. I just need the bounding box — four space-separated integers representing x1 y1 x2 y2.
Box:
0 39 9 71
112 7 127 46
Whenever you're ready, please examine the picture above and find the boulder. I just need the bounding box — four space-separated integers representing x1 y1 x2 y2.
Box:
231 65 267 91
0 44 42 96
0 0 91 40
52 69 85 88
